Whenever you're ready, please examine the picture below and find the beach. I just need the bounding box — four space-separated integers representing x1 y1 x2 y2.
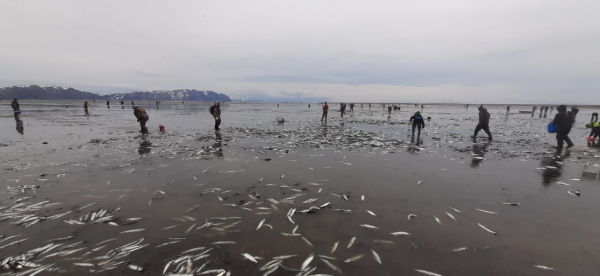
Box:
1 101 599 275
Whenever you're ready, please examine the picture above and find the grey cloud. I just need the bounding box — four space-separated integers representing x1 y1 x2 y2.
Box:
0 0 599 103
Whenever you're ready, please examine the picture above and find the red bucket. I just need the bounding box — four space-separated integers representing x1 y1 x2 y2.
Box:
159 125 165 132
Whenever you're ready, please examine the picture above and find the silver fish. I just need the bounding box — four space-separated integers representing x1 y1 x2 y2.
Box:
273 255 297 260
371 249 382 264
212 241 236 245
344 254 364 263
408 214 417 221
448 207 462 213
445 212 457 221
475 208 498 214
452 247 468 252
242 253 258 263
347 237 356 248
302 236 313 247
330 241 339 254
390 232 410 236
119 229 145 234
256 219 265 230
127 264 144 271
360 224 379 229
478 223 497 235
415 269 443 276
533 264 555 270
366 210 376 216
320 258 342 274
434 216 442 225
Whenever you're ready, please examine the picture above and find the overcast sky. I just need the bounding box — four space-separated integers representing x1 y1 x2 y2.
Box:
1 0 599 103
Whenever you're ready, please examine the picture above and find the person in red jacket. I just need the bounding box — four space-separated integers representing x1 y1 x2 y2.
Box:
321 102 329 122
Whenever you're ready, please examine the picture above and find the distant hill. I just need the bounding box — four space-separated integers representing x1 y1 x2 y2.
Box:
0 85 232 102
0 85 103 100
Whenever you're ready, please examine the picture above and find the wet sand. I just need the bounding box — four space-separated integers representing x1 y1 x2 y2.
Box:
1 101 599 275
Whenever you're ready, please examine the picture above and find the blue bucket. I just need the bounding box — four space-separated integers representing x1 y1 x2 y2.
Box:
547 122 558 133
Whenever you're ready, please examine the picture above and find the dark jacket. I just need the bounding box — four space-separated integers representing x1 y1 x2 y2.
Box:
553 106 573 134
134 107 149 122
478 108 490 125
11 100 19 111
212 105 221 117
410 114 425 127
323 104 329 112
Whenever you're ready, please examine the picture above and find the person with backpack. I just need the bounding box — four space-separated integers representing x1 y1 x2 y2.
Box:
553 105 574 153
321 102 329 122
210 102 222 130
472 106 492 142
410 111 425 142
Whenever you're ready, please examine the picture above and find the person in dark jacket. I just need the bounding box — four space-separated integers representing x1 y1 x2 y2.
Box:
340 103 346 118
410 111 425 142
11 99 20 111
553 105 574 151
133 106 149 132
571 106 579 120
472 106 492 142
210 102 221 130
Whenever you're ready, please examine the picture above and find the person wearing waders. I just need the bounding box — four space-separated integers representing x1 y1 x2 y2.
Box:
410 111 425 143
388 105 392 114
340 103 346 118
107 100 110 109
472 106 492 142
553 105 574 155
321 102 329 122
350 103 354 112
210 102 221 130
133 106 149 132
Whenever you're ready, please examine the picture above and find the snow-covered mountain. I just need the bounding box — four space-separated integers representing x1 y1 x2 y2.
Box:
0 85 231 102
107 89 231 102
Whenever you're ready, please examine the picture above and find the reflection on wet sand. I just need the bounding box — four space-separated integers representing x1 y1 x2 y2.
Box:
138 134 152 155
470 142 490 168
539 155 565 186
14 114 23 135
214 130 223 158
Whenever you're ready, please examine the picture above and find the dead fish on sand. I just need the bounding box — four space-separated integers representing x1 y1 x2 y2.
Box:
533 264 555 270
408 214 417 221
360 224 379 229
478 223 497 235
415 269 443 276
